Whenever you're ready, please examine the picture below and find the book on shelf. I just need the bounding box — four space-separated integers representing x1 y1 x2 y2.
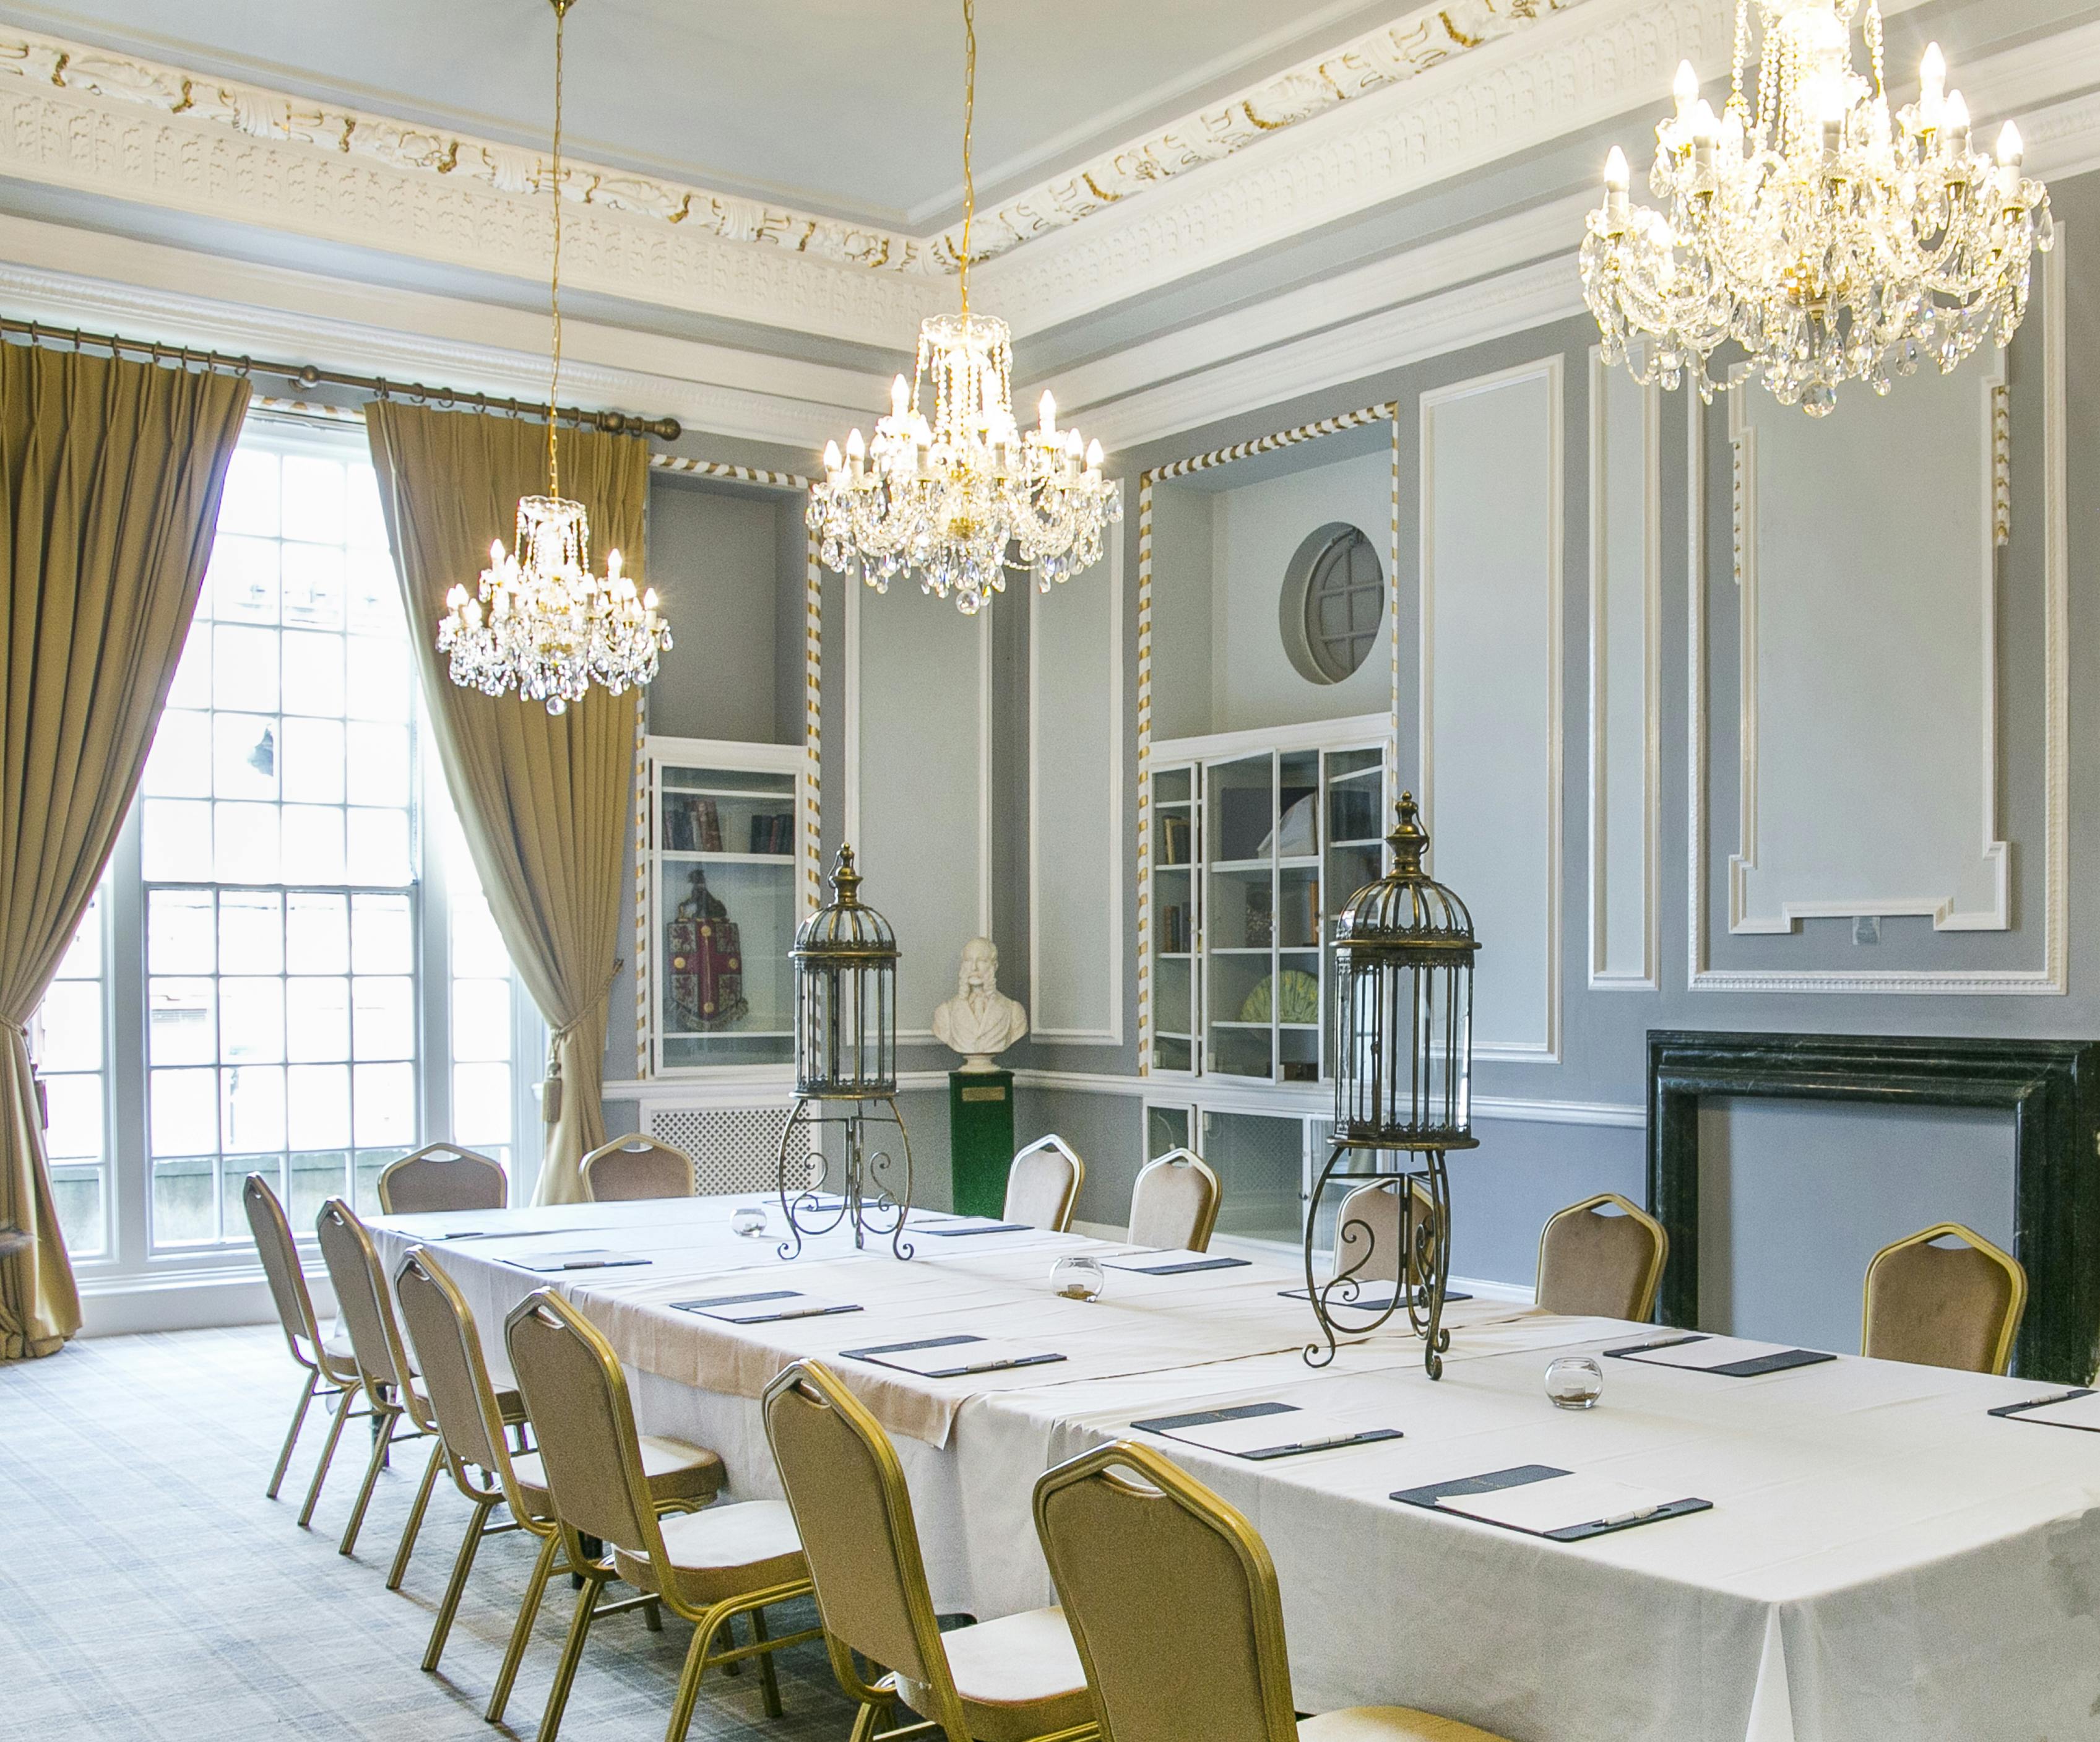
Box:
1160 813 1191 865
748 811 795 856
695 798 722 852
663 795 698 852
1162 903 1191 953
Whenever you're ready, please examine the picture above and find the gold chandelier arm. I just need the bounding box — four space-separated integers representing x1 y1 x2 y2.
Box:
959 0 976 318
547 0 571 500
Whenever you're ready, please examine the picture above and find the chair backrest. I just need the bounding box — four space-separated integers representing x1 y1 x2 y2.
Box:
243 1172 325 1367
1863 1222 2027 1374
1128 1149 1222 1253
1536 1193 1669 1322
315 1197 418 1403
1331 1177 1434 1286
1004 1135 1085 1231
1035 1441 1296 1742
377 1143 508 1215
761 1361 953 1713
503 1289 668 1558
394 1246 516 1488
581 1133 695 1202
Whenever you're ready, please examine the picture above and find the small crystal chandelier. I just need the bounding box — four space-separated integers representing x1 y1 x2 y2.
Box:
436 0 670 712
809 0 1121 615
1583 0 2054 417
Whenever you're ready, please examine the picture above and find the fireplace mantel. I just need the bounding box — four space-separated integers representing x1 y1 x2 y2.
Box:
1646 1030 2100 1382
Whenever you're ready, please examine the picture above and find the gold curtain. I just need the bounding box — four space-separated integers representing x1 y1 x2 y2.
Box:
365 403 644 1205
1 347 250 1358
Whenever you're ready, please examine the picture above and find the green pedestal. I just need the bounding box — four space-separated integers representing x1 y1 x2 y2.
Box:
949 1068 1015 1218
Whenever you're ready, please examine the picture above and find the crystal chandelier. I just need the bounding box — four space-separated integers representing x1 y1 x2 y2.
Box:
436 0 670 712
1582 0 2054 417
809 0 1121 615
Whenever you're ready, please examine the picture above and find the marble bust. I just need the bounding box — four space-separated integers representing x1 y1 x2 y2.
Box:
931 936 1029 1072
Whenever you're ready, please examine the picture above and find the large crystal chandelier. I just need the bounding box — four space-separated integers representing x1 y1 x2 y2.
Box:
1583 0 2053 416
809 0 1121 615
436 0 670 712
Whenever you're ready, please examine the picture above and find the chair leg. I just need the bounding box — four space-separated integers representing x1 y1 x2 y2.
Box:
339 1405 400 1558
487 1527 562 1724
720 1610 741 1675
297 1383 356 1527
849 1701 883 1742
643 1597 664 1633
538 1571 610 1742
663 1614 717 1742
421 1496 496 1673
268 1370 319 1500
751 1606 782 1720
387 1438 446 1590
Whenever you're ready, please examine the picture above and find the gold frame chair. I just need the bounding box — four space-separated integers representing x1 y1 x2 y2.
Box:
581 1132 698 1202
1127 1148 1222 1253
1862 1221 2028 1375
1005 1135 1086 1233
242 1172 365 1517
1034 1441 1511 1742
1534 1192 1669 1323
504 1289 819 1742
376 1142 509 1215
761 1358 1097 1742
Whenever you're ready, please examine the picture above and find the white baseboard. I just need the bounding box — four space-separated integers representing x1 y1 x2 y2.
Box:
75 1263 337 1339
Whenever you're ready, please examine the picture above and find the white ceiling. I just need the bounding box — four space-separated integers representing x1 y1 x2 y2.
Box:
0 0 1415 225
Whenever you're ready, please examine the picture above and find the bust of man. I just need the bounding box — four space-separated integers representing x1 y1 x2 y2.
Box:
931 935 1029 1072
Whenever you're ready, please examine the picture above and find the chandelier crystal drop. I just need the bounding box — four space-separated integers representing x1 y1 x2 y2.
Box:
1581 0 2053 417
436 0 670 712
809 0 1120 615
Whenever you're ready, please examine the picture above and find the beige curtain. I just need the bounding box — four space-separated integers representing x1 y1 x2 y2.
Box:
1 347 249 1358
365 403 645 1205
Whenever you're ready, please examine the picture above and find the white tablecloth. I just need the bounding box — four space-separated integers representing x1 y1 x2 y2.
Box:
369 1195 2100 1742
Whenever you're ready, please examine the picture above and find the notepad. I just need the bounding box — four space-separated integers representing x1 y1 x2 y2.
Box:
504 1249 650 1273
1605 1334 1836 1377
672 1290 862 1325
1104 1255 1250 1276
1276 1285 1473 1309
1392 1464 1710 1540
840 1335 1065 1378
1991 1388 2100 1432
916 1222 1034 1238
1131 1400 1402 1460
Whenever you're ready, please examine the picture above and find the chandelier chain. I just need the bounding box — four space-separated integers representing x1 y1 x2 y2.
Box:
547 0 569 499
960 0 975 318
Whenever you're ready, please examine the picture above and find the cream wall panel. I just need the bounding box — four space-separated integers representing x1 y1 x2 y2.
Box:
1420 358 1563 1062
1588 351 1661 989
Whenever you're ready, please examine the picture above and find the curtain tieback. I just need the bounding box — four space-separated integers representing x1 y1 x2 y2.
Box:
540 966 620 1125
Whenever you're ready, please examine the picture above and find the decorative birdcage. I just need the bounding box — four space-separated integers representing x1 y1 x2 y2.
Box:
779 846 914 1259
1303 794 1480 1377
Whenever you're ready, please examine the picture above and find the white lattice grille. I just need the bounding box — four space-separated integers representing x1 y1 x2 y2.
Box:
644 1103 813 1195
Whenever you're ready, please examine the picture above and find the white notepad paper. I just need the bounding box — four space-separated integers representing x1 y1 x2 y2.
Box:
854 1338 1058 1378
2016 1390 2100 1431
1436 1471 1680 1535
1615 1336 1799 1371
1158 1405 1393 1457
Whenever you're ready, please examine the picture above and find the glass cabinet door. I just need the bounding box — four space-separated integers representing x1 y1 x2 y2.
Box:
1149 765 1198 1075
1320 747 1388 1081
1199 1107 1307 1246
1204 754 1275 1080
1274 749 1322 1085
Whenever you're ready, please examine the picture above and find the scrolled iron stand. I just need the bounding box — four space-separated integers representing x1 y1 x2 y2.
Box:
1302 1145 1463 1376
776 1096 915 1262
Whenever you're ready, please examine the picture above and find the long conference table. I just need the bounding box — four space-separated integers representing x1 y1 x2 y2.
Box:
366 1194 2100 1742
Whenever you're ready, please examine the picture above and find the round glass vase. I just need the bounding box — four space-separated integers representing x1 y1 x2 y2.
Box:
1544 1354 1604 1410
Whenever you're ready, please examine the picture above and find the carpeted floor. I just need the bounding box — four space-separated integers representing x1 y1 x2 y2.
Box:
0 1325 860 1741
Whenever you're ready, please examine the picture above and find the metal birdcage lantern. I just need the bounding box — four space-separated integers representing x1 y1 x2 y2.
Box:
1303 794 1479 1376
778 845 915 1259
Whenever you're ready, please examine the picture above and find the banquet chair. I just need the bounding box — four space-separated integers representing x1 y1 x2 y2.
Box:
1862 1222 2027 1374
314 1198 525 1572
504 1289 818 1742
1331 1177 1436 1288
242 1173 365 1519
761 1359 1097 1742
1128 1149 1222 1253
582 1132 697 1202
1005 1135 1086 1232
1535 1194 1668 1322
1035 1441 1513 1742
376 1142 508 1215
391 1249 724 1692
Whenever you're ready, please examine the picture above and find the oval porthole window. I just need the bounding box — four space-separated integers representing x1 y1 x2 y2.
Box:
1281 522 1384 686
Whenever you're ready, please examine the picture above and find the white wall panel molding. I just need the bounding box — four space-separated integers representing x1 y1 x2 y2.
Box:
1420 357 1563 1063
1588 349 1662 991
1688 239 2067 995
1029 540 1126 1046
1014 1067 1642 1129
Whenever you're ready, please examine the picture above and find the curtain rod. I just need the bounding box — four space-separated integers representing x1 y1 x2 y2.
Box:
0 316 683 441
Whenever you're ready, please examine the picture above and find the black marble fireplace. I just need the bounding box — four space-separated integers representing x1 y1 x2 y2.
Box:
1646 1030 2100 1382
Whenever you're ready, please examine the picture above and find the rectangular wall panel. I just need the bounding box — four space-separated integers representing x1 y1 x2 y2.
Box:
1031 541 1124 1043
848 586 990 1039
1420 358 1562 1061
1588 351 1660 989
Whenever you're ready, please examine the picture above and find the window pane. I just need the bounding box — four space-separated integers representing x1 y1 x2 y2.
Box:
51 1164 104 1259
210 535 279 625
212 714 279 800
352 977 414 1061
165 632 211 711
289 1151 349 1226
345 636 410 721
281 717 345 803
282 542 345 631
222 1064 286 1153
153 1156 218 1244
33 981 100 1073
287 893 350 974
149 890 217 974
149 979 217 1065
352 894 413 973
347 549 399 634
214 801 280 883
142 799 214 882
282 806 347 884
286 1064 352 1149
451 979 510 1061
346 462 387 548
287 976 350 1062
218 890 284 974
219 978 285 1064
42 1073 104 1162
150 1067 218 1156
282 456 346 545
352 1062 415 1146
213 625 280 712
53 899 102 981
345 722 410 808
144 710 212 798
347 808 412 886
452 1062 512 1146
218 449 280 536
282 631 347 717
451 892 508 979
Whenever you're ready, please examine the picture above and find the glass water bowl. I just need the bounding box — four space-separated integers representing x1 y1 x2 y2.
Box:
731 1206 769 1239
1051 1254 1107 1302
1545 1354 1604 1410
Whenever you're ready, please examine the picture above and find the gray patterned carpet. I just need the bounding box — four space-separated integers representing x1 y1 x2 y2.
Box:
0 1325 859 1741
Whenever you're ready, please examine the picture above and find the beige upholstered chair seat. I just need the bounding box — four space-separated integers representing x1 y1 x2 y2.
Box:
320 1328 357 1369
1299 1708 1513 1741
405 1373 525 1424
893 1605 1094 1742
510 1434 724 1519
611 1501 807 1608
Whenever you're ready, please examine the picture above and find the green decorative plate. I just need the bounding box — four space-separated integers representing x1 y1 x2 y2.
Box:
1240 969 1320 1025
